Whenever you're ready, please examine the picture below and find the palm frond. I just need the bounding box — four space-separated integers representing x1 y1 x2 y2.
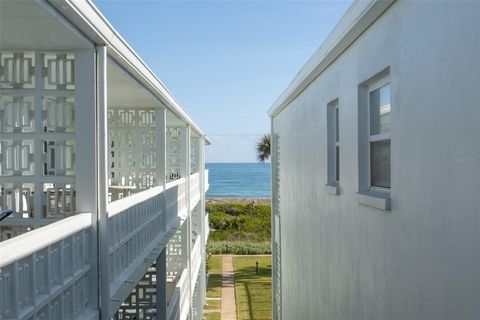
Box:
256 134 271 162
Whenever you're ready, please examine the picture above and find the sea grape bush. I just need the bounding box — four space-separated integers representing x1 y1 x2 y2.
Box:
206 200 271 254
208 241 271 255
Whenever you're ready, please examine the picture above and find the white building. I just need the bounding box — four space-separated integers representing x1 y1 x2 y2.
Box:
269 0 480 319
0 1 210 319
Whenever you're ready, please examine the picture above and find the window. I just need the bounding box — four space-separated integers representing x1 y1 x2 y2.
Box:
369 84 391 188
327 99 339 189
357 67 391 210
335 106 340 182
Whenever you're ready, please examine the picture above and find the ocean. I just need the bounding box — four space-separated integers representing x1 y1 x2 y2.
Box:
206 163 271 198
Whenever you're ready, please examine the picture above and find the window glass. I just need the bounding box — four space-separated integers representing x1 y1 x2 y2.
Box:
370 140 391 188
335 107 339 142
327 100 339 186
335 145 339 182
370 84 391 135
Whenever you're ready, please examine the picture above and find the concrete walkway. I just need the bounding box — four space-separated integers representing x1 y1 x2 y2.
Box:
221 255 237 320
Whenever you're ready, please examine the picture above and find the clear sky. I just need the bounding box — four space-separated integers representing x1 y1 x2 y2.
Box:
94 0 352 163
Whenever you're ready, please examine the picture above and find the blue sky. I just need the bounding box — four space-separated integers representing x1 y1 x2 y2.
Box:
94 0 352 162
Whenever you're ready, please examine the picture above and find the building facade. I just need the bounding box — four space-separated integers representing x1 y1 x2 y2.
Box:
269 0 480 319
0 1 210 319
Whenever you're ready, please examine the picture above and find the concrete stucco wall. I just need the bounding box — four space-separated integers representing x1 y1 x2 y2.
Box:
273 1 480 319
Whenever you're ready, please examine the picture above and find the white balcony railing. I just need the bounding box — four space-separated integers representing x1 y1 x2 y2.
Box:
190 239 202 296
0 170 205 320
205 169 209 192
166 178 188 224
106 186 167 317
204 213 210 246
178 268 190 320
0 213 95 320
166 267 190 320
190 172 201 210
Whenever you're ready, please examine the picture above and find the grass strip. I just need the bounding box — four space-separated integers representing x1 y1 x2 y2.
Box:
234 256 272 320
206 255 223 298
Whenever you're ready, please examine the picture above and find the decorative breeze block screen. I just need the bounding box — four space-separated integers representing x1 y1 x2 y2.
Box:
0 51 76 240
108 108 157 202
166 127 182 181
114 264 158 320
190 137 199 174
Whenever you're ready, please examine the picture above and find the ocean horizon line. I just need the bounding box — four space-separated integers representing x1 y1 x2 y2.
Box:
206 163 271 198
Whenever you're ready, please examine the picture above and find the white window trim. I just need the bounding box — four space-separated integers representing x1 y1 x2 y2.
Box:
367 80 391 191
335 104 340 182
356 67 391 210
325 98 340 195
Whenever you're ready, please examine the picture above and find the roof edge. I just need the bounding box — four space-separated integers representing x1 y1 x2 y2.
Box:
46 0 207 138
268 0 396 117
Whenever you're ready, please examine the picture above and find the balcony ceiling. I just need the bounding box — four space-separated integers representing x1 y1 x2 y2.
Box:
107 59 187 127
0 0 91 50
167 109 188 127
107 59 162 108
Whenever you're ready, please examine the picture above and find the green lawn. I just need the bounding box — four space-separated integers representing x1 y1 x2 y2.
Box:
234 256 272 320
204 312 221 320
205 255 222 320
207 255 223 298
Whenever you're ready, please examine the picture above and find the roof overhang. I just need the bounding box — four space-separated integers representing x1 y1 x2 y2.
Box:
268 0 396 118
45 0 207 139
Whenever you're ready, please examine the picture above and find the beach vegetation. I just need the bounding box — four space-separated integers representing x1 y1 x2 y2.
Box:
207 200 271 254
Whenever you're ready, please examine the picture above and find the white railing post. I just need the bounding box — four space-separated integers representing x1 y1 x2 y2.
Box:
96 45 110 318
156 107 167 231
75 48 99 314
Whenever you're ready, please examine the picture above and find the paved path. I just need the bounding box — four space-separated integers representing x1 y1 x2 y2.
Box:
221 255 237 320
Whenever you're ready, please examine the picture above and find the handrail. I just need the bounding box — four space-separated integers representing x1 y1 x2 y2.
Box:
0 212 92 268
108 185 164 218
190 173 200 188
205 169 209 191
166 177 186 190
178 267 190 319
190 171 200 180
205 213 210 246
190 240 202 295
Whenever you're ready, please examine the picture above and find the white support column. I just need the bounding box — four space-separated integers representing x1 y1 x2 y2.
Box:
156 248 167 320
156 107 167 230
74 48 99 313
96 45 110 319
199 136 207 309
33 52 43 223
184 125 193 318
156 107 167 188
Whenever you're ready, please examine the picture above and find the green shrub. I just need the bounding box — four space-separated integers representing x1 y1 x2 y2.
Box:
207 241 271 255
206 200 271 254
207 201 271 242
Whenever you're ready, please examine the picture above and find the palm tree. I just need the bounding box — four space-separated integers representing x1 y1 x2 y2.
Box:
256 134 271 162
